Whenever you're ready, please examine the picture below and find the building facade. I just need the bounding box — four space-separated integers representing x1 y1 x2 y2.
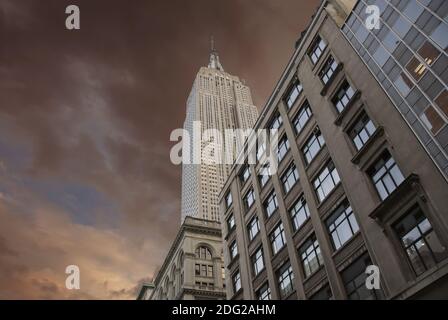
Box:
143 217 226 300
181 47 259 223
219 0 448 300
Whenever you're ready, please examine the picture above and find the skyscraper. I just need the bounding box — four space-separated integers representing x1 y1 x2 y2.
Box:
139 45 259 300
181 44 259 223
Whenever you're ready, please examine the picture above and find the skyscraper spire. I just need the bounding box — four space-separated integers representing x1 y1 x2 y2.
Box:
208 36 224 71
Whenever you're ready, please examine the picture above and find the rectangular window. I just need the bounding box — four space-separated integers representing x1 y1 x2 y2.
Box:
309 35 327 65
299 235 324 278
326 200 359 250
281 163 300 194
258 164 270 188
227 214 235 232
290 196 310 231
257 283 271 300
319 55 338 84
349 112 376 151
368 151 405 201
293 101 313 134
309 284 333 300
277 135 290 162
248 216 260 241
342 253 380 300
207 265 213 277
332 80 356 113
229 240 238 260
270 222 286 255
285 79 303 108
277 262 294 298
269 113 283 130
302 128 325 164
251 247 265 276
264 191 278 218
240 166 251 184
225 192 233 208
394 206 447 276
244 188 255 211
195 264 200 276
313 161 341 202
232 271 242 293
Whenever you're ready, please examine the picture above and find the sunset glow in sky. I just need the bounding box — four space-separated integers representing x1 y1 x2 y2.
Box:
0 0 319 299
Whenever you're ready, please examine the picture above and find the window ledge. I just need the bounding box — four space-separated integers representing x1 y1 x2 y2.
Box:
369 174 422 222
351 127 385 165
320 63 344 96
333 90 361 126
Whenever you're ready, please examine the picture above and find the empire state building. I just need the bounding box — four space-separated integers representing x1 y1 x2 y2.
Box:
181 44 259 223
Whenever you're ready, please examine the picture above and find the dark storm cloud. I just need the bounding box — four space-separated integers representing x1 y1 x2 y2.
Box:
0 0 319 298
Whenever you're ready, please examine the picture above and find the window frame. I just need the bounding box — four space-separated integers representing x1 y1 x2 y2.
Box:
308 35 327 65
331 80 356 114
367 151 405 201
281 163 300 194
290 196 310 232
302 128 326 165
313 160 341 203
270 222 286 255
292 100 313 134
299 235 324 278
326 200 360 251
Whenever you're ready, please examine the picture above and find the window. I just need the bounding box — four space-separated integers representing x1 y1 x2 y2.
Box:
270 222 286 255
207 265 213 277
293 101 313 134
225 192 233 208
309 35 327 64
394 206 447 276
332 80 356 113
368 151 405 201
342 253 381 300
326 200 359 250
277 136 290 162
313 161 341 202
257 283 271 300
229 240 238 260
244 188 255 210
264 191 278 218
319 55 338 84
247 216 260 241
309 284 332 300
251 247 265 276
277 262 294 298
195 246 212 260
240 165 251 184
302 128 325 164
299 235 324 278
420 105 445 135
232 271 242 293
259 172 269 188
195 264 213 277
281 163 299 194
269 113 283 130
227 214 235 232
290 196 310 231
349 112 376 151
285 79 303 108
195 264 200 276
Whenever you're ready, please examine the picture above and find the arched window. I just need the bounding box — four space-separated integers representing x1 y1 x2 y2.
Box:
195 246 212 260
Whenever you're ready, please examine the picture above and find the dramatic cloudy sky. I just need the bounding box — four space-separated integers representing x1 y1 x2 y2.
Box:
0 0 319 299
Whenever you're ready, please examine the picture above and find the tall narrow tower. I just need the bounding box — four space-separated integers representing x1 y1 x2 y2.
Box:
181 43 259 223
